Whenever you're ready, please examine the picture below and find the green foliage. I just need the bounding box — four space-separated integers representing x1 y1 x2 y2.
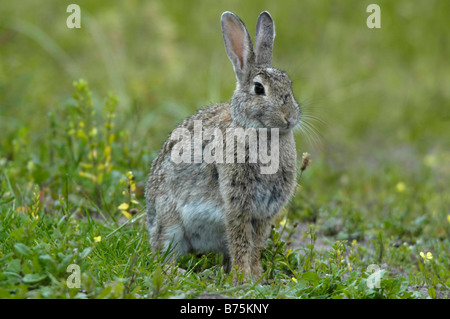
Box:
0 0 449 299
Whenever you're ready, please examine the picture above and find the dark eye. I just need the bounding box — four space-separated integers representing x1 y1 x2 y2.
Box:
254 82 265 95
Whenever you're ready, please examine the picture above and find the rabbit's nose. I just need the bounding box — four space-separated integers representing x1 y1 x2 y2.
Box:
284 115 297 128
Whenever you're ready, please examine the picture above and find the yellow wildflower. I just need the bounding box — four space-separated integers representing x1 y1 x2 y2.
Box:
126 171 134 180
94 236 102 242
279 217 288 227
118 202 132 219
396 182 406 193
118 203 129 211
286 249 292 258
121 211 132 219
419 251 433 262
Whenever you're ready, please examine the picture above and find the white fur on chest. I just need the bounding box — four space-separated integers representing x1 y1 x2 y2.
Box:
180 201 228 254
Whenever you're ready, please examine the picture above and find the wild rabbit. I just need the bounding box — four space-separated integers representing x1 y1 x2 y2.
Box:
145 11 300 280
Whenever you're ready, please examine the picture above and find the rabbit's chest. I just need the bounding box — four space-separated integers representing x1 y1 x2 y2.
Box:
223 142 297 219
248 165 297 219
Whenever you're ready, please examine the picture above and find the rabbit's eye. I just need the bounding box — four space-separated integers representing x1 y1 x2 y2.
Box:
254 82 265 95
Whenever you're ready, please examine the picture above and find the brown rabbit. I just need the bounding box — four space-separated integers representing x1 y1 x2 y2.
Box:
145 11 300 280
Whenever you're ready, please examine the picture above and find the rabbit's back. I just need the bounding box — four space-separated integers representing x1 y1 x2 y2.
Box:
146 103 232 255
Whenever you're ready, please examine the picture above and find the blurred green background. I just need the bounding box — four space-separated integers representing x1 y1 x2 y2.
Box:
1 0 450 217
0 0 449 298
1 0 449 157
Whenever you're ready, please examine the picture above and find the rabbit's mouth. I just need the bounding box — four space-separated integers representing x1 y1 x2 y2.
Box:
279 124 296 132
277 114 299 131
285 116 299 130
254 113 299 131
258 120 298 131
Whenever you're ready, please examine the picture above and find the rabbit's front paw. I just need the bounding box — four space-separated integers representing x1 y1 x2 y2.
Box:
231 264 252 285
251 260 263 281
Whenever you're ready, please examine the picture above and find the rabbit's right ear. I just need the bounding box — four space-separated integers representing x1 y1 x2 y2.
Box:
255 11 275 67
221 12 255 84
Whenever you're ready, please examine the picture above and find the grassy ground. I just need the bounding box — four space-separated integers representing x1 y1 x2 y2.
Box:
0 0 449 298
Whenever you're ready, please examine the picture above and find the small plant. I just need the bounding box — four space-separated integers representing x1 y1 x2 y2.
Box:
36 79 143 214
327 240 349 277
118 171 142 219
69 80 119 207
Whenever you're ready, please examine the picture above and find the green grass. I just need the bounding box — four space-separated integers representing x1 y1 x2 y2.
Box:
0 0 449 299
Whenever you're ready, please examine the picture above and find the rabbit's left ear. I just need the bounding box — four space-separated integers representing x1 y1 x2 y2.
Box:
221 11 255 84
255 11 275 67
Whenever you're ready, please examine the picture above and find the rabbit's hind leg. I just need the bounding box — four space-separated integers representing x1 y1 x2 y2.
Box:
151 222 191 262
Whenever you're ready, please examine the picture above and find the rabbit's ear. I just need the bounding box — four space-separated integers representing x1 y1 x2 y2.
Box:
255 11 275 67
221 12 255 84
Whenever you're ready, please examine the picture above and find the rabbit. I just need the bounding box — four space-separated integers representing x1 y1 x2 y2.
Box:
145 11 300 280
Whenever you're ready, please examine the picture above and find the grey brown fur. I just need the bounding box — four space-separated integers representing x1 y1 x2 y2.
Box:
145 11 300 280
